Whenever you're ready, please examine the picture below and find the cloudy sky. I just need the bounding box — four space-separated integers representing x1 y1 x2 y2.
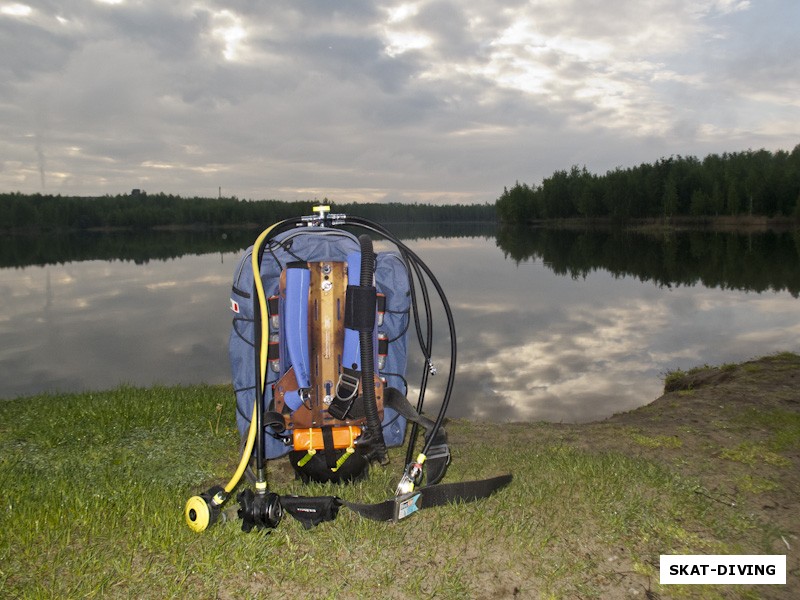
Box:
1 0 798 204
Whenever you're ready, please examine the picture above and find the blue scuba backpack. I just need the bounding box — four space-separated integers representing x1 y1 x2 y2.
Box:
228 225 413 482
184 211 511 534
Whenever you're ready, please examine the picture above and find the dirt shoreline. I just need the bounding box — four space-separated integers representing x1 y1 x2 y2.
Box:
586 353 798 595
455 353 799 598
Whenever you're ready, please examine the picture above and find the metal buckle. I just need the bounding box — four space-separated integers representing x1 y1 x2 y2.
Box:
335 371 360 402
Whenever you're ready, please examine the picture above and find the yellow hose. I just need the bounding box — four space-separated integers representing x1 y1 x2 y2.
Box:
222 220 285 494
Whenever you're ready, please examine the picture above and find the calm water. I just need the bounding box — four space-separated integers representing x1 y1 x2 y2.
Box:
1 226 798 422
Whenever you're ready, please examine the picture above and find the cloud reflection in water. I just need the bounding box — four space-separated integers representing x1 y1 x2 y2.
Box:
1 235 798 424
402 236 799 423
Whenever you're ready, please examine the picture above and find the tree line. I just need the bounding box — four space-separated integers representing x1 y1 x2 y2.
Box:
0 191 496 231
496 145 800 223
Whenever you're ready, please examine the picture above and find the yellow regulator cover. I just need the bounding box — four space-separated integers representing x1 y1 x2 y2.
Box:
184 495 212 532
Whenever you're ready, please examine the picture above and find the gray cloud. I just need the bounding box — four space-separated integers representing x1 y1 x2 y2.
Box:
1 0 797 201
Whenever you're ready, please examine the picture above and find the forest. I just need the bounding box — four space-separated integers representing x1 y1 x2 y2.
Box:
5 145 799 230
0 192 495 232
495 146 800 223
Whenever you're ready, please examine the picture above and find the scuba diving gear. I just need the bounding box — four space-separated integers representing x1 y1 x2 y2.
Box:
185 220 287 533
346 473 513 522
281 495 342 529
230 215 407 481
184 485 226 533
184 206 511 532
237 488 283 533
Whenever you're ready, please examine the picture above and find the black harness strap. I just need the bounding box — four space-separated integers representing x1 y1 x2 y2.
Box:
342 473 513 522
277 474 512 527
383 387 450 485
383 386 435 430
321 426 338 470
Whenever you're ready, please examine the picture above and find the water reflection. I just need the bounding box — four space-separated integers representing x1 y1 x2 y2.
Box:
0 255 235 399
0 222 493 268
497 226 800 296
1 227 798 423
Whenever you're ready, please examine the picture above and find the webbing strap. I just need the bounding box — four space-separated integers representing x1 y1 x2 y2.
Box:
342 474 513 522
341 251 364 371
344 285 377 332
383 387 434 430
382 387 449 485
321 427 337 470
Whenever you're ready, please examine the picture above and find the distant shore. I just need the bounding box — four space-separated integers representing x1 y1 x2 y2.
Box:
518 214 800 232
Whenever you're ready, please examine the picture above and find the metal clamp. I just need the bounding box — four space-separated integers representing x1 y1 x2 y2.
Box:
303 205 347 227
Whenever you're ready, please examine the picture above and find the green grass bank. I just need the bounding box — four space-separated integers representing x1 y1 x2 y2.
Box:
1 353 798 599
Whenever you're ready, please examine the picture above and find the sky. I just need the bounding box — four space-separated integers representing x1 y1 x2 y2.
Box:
1 0 798 205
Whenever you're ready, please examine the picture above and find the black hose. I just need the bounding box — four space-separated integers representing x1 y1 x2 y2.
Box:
404 256 434 465
356 234 388 464
253 279 266 481
346 217 456 460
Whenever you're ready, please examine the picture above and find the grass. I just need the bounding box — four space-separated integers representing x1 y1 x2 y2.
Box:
736 408 800 453
0 378 795 599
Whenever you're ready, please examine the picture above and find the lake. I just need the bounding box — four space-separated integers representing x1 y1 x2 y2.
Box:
1 225 798 423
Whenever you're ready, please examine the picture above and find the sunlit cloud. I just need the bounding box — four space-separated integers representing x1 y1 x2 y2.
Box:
1 3 31 17
0 4 33 17
381 1 433 56
0 0 796 201
145 281 178 290
383 29 433 57
386 3 420 23
141 160 226 175
206 8 251 62
711 0 751 14
142 161 175 170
